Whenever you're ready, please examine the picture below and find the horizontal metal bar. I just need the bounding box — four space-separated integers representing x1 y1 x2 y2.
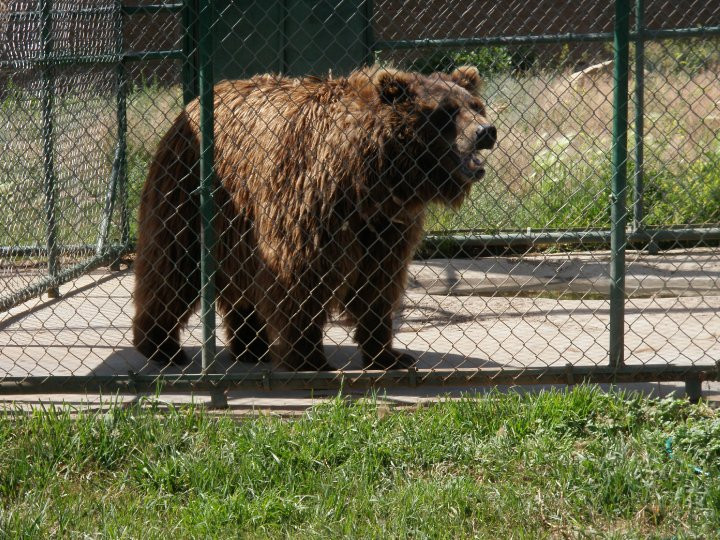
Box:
122 50 184 62
6 6 114 18
0 364 716 394
122 3 184 15
0 244 130 312
375 32 615 50
0 55 118 68
375 25 720 51
0 50 183 68
3 2 184 16
641 25 720 39
0 244 101 257
424 227 720 248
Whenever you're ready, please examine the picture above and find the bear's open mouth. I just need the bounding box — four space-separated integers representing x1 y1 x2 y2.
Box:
459 152 486 180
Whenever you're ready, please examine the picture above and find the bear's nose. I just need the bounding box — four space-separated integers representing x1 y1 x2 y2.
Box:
475 125 497 150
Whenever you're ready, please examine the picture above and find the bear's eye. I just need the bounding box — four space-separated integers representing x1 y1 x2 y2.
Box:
432 100 460 123
470 102 486 115
429 100 459 129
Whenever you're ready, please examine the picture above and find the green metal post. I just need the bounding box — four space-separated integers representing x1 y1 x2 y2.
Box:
100 0 128 268
40 0 59 298
182 0 199 104
610 0 630 368
632 0 658 254
364 0 375 66
116 0 129 257
198 0 217 374
633 0 644 232
279 0 288 73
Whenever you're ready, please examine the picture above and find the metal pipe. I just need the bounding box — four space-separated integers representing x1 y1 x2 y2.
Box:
0 364 716 394
96 144 121 256
96 0 128 260
376 33 616 51
0 244 109 257
423 227 720 249
122 50 185 62
115 0 130 254
181 0 199 104
633 0 645 232
0 50 183 69
364 0 375 66
122 3 184 15
198 0 217 374
374 25 720 51
610 0 631 369
39 0 59 299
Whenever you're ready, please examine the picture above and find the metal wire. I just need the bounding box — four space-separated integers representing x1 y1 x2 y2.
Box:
1 0 719 399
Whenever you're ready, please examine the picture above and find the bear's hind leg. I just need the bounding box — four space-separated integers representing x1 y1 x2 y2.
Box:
133 237 199 365
133 279 198 366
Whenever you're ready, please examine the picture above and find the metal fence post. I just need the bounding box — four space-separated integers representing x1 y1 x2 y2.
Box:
198 0 218 376
182 0 199 104
632 0 658 255
115 0 129 260
633 0 644 233
610 0 630 368
98 0 128 268
40 0 59 298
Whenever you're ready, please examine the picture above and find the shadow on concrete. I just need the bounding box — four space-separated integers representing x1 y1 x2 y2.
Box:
92 343 502 377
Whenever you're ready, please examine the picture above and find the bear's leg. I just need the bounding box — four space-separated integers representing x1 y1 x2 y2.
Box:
133 278 197 365
269 294 332 371
285 321 331 371
133 232 199 366
350 294 415 370
222 305 270 363
345 227 417 370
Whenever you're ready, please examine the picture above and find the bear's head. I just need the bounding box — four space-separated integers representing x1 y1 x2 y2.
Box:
360 65 496 209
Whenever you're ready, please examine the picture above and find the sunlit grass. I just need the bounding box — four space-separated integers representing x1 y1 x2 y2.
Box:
0 387 718 538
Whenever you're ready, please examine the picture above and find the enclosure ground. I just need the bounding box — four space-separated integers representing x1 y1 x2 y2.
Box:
1 248 718 408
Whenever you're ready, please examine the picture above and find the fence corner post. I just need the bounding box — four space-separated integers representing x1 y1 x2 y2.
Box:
40 0 60 298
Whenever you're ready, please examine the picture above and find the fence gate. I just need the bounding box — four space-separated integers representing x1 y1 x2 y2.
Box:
1 0 719 403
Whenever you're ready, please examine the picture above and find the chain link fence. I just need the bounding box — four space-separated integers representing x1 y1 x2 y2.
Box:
1 0 719 401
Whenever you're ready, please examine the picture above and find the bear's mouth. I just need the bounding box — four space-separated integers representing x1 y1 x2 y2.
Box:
459 152 486 180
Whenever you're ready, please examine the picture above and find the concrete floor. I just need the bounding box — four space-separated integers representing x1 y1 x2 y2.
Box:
1 248 719 409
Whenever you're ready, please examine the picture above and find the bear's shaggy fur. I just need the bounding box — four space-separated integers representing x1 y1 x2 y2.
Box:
133 66 495 370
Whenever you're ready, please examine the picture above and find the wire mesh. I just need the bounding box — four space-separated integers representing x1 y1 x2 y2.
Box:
1 0 719 396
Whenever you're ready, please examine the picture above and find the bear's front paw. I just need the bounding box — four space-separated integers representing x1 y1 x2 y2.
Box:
280 355 334 372
363 349 416 370
138 341 190 366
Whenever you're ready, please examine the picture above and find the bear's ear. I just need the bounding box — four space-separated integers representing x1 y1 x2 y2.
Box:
451 65 482 94
374 69 415 104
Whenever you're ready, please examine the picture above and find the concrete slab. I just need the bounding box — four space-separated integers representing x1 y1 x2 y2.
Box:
1 248 719 408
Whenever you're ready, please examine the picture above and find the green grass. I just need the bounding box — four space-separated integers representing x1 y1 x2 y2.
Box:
426 132 720 234
1 387 719 538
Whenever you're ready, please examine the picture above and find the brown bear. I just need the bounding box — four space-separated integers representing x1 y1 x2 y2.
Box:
132 65 496 370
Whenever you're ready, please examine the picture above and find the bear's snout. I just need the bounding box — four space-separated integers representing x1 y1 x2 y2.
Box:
475 124 497 150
